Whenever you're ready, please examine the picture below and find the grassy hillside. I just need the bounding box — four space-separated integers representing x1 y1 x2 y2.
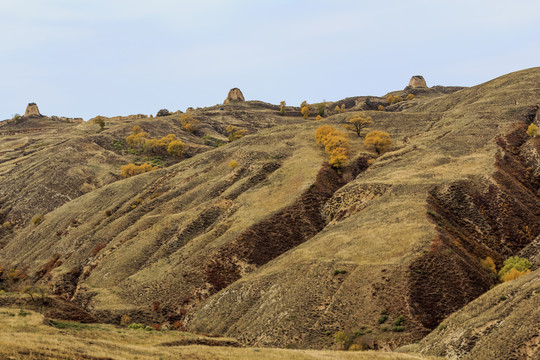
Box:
0 68 539 356
0 304 439 360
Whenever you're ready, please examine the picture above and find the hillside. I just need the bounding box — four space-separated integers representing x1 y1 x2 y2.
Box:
0 68 539 357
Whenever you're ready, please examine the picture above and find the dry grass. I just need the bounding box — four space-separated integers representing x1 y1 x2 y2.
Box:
0 307 438 360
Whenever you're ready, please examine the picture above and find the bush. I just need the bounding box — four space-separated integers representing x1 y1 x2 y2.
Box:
91 242 106 256
480 256 497 274
392 325 405 332
128 323 146 330
406 94 415 101
498 256 532 282
279 101 286 115
167 140 186 157
378 315 388 324
180 114 200 133
226 125 248 141
228 160 239 169
316 115 322 121
91 116 106 130
334 331 349 350
120 163 157 177
32 216 43 226
120 314 131 327
333 269 347 276
378 105 384 111
156 109 170 117
387 95 403 105
527 123 538 137
334 105 341 112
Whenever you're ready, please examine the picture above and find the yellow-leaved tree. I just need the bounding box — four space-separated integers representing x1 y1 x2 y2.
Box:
167 140 186 157
301 106 310 119
279 101 286 115
315 125 350 169
364 131 392 155
345 113 373 137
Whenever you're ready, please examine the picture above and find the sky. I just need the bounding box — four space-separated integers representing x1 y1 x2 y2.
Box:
1 0 539 120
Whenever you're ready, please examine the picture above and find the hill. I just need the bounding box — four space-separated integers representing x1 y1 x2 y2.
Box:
0 68 539 356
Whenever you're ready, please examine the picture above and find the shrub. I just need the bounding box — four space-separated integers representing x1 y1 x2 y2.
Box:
480 256 497 274
300 101 308 108
333 269 347 276
228 160 239 169
316 115 322 121
120 163 157 177
32 216 43 226
364 131 392 155
498 256 532 282
279 101 286 115
226 125 248 141
156 109 170 117
378 105 384 111
378 315 388 324
406 94 415 101
120 314 131 327
128 323 146 330
341 104 346 112
2 221 13 231
349 344 365 351
334 331 349 350
392 325 405 332
527 123 538 137
167 140 186 157
334 105 341 112
393 315 405 327
152 323 161 331
345 113 373 137
152 301 161 312
180 114 200 133
172 320 184 331
387 95 403 105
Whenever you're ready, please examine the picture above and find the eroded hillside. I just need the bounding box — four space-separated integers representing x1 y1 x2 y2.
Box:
0 68 539 354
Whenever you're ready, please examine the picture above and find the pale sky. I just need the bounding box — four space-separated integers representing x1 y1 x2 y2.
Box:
1 0 539 120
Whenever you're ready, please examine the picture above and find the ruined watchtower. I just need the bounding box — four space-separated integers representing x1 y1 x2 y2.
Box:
24 103 43 118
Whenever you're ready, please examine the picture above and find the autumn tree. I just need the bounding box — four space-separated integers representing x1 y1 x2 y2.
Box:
226 125 248 141
406 94 415 101
364 131 392 155
92 116 106 131
180 114 200 133
345 113 373 137
334 105 340 113
279 101 286 115
300 100 308 108
316 115 322 121
387 95 403 105
301 106 310 119
527 123 538 137
126 126 150 150
315 125 350 169
378 105 384 111
340 104 346 112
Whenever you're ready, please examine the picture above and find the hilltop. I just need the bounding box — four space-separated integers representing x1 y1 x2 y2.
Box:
0 68 539 358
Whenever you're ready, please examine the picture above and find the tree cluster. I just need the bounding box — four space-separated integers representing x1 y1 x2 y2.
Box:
180 114 200 133
126 126 186 157
120 163 157 178
315 125 350 169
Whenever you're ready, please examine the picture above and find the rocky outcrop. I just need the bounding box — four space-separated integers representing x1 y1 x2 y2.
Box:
408 76 427 88
223 88 245 104
24 103 43 117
